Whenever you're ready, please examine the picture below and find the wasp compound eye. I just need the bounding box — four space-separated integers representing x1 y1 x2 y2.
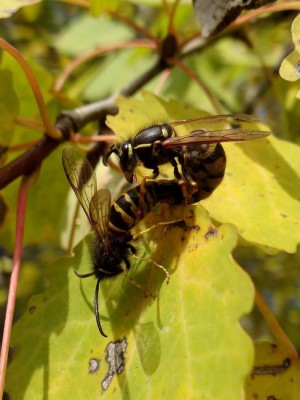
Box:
119 142 136 183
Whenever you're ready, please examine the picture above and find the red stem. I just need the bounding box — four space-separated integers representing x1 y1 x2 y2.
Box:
0 174 32 397
0 38 60 140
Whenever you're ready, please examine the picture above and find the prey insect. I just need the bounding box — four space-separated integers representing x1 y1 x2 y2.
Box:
62 148 186 337
103 114 270 194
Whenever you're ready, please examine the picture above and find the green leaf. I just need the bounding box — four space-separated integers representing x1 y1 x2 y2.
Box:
89 0 120 15
280 14 300 98
0 0 40 18
1 52 53 121
82 49 156 102
0 69 20 147
6 206 254 399
205 136 300 253
0 145 70 250
0 54 63 250
106 93 300 253
54 14 133 57
127 0 190 4
245 342 300 399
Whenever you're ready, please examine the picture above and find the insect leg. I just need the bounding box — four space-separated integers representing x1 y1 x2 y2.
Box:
170 157 181 180
132 254 170 284
132 219 184 240
127 243 136 255
137 177 148 220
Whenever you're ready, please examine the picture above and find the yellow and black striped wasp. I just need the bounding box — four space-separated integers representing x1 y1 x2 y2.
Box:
103 113 271 201
62 148 187 337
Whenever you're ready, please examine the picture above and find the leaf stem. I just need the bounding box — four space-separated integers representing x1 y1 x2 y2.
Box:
0 38 61 140
54 40 156 92
0 174 34 398
232 2 300 28
255 289 298 359
109 11 159 43
172 59 224 114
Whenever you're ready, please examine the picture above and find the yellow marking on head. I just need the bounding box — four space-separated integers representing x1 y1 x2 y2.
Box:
161 127 170 138
134 143 153 150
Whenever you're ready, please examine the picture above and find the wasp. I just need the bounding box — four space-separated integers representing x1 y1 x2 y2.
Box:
62 148 187 337
103 114 270 197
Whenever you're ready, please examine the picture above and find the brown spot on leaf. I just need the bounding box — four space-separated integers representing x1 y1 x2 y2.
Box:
89 358 100 374
296 61 300 77
28 306 36 314
205 227 217 238
102 338 127 392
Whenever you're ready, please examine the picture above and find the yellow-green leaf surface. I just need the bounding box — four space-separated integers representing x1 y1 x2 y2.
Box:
245 342 300 399
0 69 20 150
0 54 66 249
89 0 120 15
0 0 40 18
280 14 300 98
204 136 300 253
6 206 254 399
106 93 300 253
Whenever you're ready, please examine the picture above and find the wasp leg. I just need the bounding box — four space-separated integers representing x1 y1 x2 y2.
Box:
132 254 170 284
137 176 148 220
123 268 155 298
132 219 184 240
170 157 181 180
151 166 159 179
178 179 189 205
127 243 136 256
179 174 198 205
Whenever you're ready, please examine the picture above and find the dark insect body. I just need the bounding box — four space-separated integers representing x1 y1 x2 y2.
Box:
180 142 226 202
62 148 186 337
103 114 270 197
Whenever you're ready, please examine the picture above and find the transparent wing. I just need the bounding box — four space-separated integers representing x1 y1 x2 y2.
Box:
90 189 111 249
62 147 111 241
163 128 270 148
169 113 261 128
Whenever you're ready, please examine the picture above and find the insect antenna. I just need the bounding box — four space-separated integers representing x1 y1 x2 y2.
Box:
74 269 94 279
94 278 107 337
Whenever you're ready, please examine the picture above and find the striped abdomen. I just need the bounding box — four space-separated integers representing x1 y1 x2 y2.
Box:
183 143 226 203
109 180 184 233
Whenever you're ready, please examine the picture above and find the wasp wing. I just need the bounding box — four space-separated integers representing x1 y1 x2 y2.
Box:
89 189 111 252
169 113 260 128
163 128 270 148
62 147 96 221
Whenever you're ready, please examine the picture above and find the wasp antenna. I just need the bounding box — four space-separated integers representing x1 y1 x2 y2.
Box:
94 278 108 338
73 269 94 279
103 146 118 166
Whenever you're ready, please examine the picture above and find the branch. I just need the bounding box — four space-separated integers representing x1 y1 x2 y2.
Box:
61 59 165 130
0 60 165 189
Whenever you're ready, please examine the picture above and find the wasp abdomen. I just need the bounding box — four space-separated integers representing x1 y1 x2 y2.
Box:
184 143 226 202
109 180 185 233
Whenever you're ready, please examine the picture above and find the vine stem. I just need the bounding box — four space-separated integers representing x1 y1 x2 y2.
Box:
0 173 34 398
255 289 298 359
0 38 61 140
232 1 300 27
108 10 159 43
54 40 156 92
172 59 224 114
